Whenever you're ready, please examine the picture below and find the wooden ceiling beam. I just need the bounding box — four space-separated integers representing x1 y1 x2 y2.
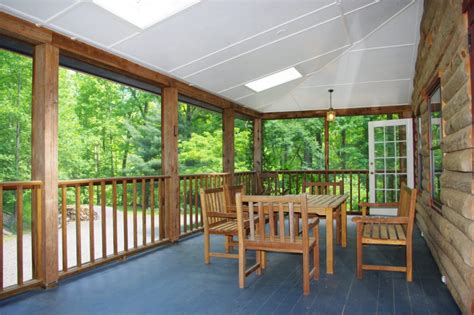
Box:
0 12 262 118
261 105 412 120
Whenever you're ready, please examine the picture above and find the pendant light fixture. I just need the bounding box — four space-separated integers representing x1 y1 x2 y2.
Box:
326 89 336 122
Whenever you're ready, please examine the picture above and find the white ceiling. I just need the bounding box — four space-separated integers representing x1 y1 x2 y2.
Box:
0 0 423 113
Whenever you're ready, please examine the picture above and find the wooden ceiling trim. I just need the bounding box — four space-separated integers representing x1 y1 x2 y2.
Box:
0 12 52 44
261 105 412 120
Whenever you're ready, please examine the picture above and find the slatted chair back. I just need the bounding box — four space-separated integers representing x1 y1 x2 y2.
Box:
302 181 344 195
224 184 245 209
236 194 309 245
200 187 228 227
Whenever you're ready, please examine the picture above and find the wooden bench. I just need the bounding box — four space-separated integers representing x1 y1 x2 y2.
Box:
235 193 319 295
353 184 417 281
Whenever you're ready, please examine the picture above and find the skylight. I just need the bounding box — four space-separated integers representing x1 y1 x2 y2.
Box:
93 0 201 29
245 68 303 92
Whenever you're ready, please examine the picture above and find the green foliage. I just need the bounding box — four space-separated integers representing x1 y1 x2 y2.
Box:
234 118 253 172
0 50 32 182
263 118 325 170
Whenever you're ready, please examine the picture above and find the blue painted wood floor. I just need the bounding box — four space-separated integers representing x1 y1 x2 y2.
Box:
0 219 460 314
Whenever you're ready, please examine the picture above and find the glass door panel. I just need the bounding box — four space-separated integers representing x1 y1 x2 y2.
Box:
368 119 414 215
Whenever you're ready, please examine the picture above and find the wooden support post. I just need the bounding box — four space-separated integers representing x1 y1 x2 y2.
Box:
161 87 180 241
223 108 235 185
324 117 330 182
253 118 262 194
32 43 59 287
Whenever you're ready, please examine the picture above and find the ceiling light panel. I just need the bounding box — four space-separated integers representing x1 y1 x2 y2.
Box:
92 0 201 29
245 68 302 92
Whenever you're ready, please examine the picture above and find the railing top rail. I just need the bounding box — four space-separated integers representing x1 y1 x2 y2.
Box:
261 169 369 174
58 175 170 187
179 172 230 178
0 180 43 190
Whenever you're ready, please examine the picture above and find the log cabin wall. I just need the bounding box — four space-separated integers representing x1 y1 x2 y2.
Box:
412 1 473 313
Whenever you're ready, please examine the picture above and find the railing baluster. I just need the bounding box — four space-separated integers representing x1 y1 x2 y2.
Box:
150 179 155 243
159 179 165 239
142 179 146 245
357 173 361 212
112 180 118 255
122 180 128 252
89 183 95 263
183 177 187 233
133 179 137 248
189 177 193 230
0 186 3 289
16 186 23 285
75 185 81 267
194 176 199 229
350 172 353 211
61 186 68 271
101 181 106 259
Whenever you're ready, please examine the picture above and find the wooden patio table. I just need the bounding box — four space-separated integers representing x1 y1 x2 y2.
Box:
228 194 348 274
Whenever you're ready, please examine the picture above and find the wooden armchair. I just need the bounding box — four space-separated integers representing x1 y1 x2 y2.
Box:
200 186 243 263
302 181 345 245
235 193 319 295
352 184 417 281
255 172 289 195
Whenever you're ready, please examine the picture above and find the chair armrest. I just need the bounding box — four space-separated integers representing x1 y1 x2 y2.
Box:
308 217 319 229
352 216 408 224
207 212 237 219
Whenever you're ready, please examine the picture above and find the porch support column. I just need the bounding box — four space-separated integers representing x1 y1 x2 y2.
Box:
324 116 330 181
253 118 262 193
223 108 235 184
32 43 59 287
161 87 180 241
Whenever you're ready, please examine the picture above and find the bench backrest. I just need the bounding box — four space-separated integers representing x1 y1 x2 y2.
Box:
397 184 417 238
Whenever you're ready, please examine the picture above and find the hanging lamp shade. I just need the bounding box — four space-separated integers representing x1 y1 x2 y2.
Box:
326 89 336 122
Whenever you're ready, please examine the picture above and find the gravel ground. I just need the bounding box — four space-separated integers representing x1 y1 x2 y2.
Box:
3 206 196 288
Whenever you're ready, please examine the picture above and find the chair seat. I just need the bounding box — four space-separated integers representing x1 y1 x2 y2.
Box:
362 222 407 245
209 220 239 235
209 215 259 235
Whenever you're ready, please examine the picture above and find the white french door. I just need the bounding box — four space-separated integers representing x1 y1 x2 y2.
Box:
368 119 414 215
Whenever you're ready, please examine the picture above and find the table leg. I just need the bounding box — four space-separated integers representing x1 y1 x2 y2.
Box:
326 207 333 274
341 203 347 248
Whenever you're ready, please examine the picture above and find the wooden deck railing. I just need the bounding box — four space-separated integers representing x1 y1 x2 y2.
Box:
264 170 370 212
0 181 43 298
57 176 169 278
179 173 230 236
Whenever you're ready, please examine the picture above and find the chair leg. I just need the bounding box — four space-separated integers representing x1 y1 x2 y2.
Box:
356 223 363 279
261 251 267 269
204 230 210 264
314 226 320 280
225 236 232 253
303 249 310 295
406 241 413 282
239 247 246 289
256 250 262 275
